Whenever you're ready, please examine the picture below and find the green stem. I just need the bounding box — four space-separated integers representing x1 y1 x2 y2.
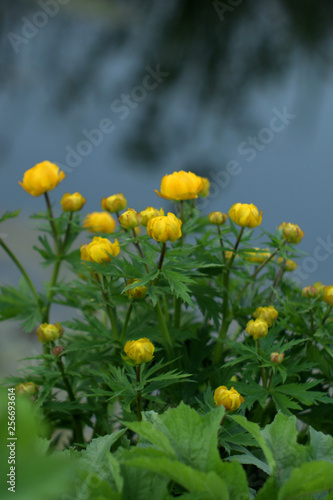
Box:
0 238 39 303
158 242 167 271
236 240 287 303
136 365 142 421
309 308 314 335
52 345 84 445
155 300 172 356
44 192 59 252
270 258 286 302
174 297 181 329
120 303 133 343
213 227 244 364
256 339 268 389
132 229 150 273
321 305 332 326
99 275 119 341
217 225 226 264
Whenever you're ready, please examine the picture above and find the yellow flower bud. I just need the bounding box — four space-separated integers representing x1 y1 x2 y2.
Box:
323 286 333 306
118 208 142 229
253 306 278 327
198 177 210 197
208 212 228 225
228 203 262 228
155 170 203 201
19 161 65 197
140 207 165 226
243 248 271 264
277 257 298 271
101 193 127 213
80 236 120 264
246 318 269 340
270 351 285 364
313 282 325 293
213 386 244 411
279 222 304 244
147 212 182 243
60 192 86 212
124 338 154 364
225 250 236 261
302 286 318 298
83 212 116 233
16 382 39 396
37 322 64 343
126 279 147 300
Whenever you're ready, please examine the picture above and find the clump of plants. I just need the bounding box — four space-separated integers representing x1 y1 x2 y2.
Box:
1 161 333 499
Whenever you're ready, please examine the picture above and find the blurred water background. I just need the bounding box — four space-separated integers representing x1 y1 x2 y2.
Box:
1 0 333 375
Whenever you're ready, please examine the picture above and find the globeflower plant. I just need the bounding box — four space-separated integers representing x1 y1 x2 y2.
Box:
0 162 332 499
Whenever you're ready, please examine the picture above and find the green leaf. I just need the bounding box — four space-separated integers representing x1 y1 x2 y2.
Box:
162 269 195 307
261 412 309 485
255 477 278 500
309 427 333 463
0 209 21 224
278 461 333 500
121 460 169 500
231 415 276 474
124 419 176 456
124 453 229 500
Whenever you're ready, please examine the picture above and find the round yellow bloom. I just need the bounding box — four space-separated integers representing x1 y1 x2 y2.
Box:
140 207 165 226
198 177 210 197
313 282 325 293
61 192 86 212
101 193 127 213
147 212 182 243
302 286 318 298
19 161 65 197
246 318 269 340
228 203 262 228
118 208 142 229
323 286 333 306
277 257 297 271
83 212 116 233
81 236 120 264
244 248 271 264
124 338 154 364
270 352 285 364
213 386 244 411
126 279 147 300
253 305 278 327
37 322 64 343
279 222 304 244
155 170 203 201
208 212 228 225
16 382 39 396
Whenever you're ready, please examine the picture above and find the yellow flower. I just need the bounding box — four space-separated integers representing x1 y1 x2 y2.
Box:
118 208 142 229
277 257 297 271
60 192 86 212
213 386 244 411
246 318 269 340
155 170 203 201
270 352 285 364
228 203 262 228
147 212 182 243
244 248 271 264
279 222 304 244
140 207 165 226
19 161 65 197
101 193 127 213
302 286 318 298
208 212 228 225
16 382 39 396
225 250 236 261
198 177 210 197
36 322 64 343
124 338 154 364
126 279 147 300
323 286 333 306
253 306 278 327
83 212 116 233
80 236 120 264
313 282 325 293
